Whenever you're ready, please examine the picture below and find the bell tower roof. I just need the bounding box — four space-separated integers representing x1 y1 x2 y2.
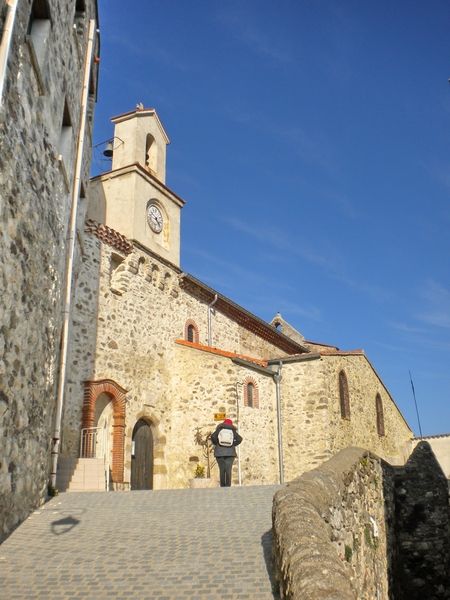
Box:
109 105 170 183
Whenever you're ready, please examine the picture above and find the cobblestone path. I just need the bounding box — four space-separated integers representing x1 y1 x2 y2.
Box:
0 485 281 599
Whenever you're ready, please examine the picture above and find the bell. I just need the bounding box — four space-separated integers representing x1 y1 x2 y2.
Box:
103 141 113 158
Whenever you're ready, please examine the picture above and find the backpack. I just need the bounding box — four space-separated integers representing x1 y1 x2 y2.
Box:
217 428 234 447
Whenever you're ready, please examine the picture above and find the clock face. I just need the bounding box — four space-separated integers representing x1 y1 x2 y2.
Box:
147 203 163 233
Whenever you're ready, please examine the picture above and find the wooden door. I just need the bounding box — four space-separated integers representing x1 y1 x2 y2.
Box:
131 419 153 490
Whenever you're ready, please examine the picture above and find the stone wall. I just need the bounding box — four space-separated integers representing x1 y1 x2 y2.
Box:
272 443 450 599
0 0 98 541
391 443 450 599
63 240 285 487
281 354 412 483
273 447 390 599
322 355 411 464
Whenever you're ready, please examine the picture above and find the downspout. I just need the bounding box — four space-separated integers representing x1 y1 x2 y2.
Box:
235 381 243 485
207 293 218 346
0 0 18 106
273 361 284 484
50 19 96 489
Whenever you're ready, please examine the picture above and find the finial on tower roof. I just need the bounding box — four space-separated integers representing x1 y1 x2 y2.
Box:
136 102 144 110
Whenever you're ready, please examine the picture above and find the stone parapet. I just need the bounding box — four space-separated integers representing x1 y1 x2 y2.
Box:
273 447 386 599
272 443 450 599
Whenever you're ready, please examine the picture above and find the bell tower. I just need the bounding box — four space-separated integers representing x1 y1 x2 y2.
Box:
88 105 185 267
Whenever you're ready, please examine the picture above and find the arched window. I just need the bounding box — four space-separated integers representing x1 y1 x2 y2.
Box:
184 320 199 344
145 134 158 173
244 378 259 408
338 370 350 420
376 394 385 436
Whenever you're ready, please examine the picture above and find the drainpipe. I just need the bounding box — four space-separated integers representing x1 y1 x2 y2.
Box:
50 19 96 489
207 294 218 346
235 381 243 486
0 0 18 106
273 361 284 484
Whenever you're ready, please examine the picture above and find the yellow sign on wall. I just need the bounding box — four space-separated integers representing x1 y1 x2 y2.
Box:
214 412 226 421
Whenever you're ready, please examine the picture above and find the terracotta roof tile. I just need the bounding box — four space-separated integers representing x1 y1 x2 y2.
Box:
175 339 268 367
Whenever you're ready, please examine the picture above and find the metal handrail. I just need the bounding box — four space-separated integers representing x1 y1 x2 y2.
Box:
80 426 110 491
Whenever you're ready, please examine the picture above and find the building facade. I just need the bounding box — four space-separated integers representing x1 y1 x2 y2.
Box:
0 0 99 541
61 107 413 492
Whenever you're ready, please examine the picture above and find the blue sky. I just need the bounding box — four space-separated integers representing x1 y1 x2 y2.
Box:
93 0 450 436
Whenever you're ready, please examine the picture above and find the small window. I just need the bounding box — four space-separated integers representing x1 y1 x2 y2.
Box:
339 370 350 420
184 320 199 344
27 0 51 79
110 253 124 281
376 394 385 436
58 100 73 171
244 378 259 408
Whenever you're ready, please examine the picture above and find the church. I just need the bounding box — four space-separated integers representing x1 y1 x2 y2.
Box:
59 105 413 491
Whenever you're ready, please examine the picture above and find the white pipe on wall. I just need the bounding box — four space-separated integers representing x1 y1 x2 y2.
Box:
274 361 284 484
235 381 243 486
207 293 218 346
50 19 96 489
0 0 18 106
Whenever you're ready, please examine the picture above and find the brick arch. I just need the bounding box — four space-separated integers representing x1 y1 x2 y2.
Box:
82 379 128 484
243 376 259 408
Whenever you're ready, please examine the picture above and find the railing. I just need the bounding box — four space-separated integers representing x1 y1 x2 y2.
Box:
80 425 110 491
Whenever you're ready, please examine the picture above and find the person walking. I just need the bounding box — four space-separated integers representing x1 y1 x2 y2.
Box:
210 418 242 487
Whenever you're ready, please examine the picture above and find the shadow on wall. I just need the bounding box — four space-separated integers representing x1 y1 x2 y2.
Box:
272 443 450 600
261 529 281 599
387 442 450 600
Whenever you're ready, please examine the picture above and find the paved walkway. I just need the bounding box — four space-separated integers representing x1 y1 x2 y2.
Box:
0 485 281 599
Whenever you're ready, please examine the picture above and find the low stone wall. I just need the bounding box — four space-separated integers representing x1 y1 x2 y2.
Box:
273 448 389 599
272 443 450 599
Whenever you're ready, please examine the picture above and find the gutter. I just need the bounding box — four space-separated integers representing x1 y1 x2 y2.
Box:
273 361 284 484
207 294 218 346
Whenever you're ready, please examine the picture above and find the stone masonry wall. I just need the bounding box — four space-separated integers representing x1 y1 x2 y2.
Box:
170 345 278 487
281 358 333 481
273 447 391 599
281 355 412 484
0 0 98 541
322 355 412 464
63 240 285 487
273 443 450 599
391 442 450 599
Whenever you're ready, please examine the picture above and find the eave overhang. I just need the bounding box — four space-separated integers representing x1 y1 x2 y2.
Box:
179 273 309 355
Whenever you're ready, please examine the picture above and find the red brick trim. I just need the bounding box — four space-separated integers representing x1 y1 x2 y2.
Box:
82 379 128 483
184 319 199 343
175 339 268 367
85 219 133 255
243 376 259 408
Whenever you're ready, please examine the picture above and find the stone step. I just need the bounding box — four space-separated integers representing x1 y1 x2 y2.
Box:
56 457 106 492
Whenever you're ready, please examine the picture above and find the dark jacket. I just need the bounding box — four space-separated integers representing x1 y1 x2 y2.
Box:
210 423 243 457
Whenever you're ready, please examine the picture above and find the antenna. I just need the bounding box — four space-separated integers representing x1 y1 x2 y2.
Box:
409 370 423 439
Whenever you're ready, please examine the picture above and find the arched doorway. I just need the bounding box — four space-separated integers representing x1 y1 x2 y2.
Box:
131 419 153 490
82 379 127 485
